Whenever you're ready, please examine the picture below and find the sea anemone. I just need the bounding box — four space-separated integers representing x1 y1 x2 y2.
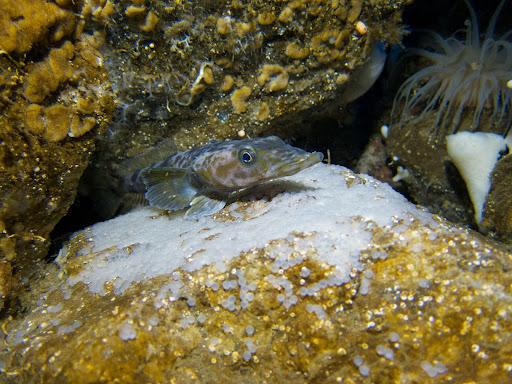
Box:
391 0 512 138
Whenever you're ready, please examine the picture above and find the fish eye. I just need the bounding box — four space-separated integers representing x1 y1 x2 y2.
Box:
239 148 256 165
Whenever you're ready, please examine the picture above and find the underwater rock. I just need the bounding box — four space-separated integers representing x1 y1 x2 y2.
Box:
386 112 475 226
386 110 512 243
0 0 115 310
482 154 512 243
446 132 509 226
89 0 407 201
386 0 512 241
2 164 511 383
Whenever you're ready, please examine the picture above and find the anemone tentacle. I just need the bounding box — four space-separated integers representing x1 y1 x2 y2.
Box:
392 0 512 138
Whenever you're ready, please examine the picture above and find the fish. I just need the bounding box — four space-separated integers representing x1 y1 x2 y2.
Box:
125 136 323 219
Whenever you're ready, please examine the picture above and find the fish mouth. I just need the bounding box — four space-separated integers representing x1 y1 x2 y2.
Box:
274 151 324 176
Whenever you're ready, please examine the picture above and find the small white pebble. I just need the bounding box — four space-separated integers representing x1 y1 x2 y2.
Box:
222 280 238 290
187 297 196 307
359 364 370 376
380 124 389 138
46 304 63 313
208 337 220 352
179 315 196 328
300 266 311 278
306 304 327 320
148 316 159 326
221 295 237 311
119 321 136 341
245 339 256 353
410 243 424 253
388 332 400 342
392 166 410 182
238 129 246 137
421 361 447 378
242 351 252 361
57 320 81 335
208 282 219 291
353 355 364 367
376 344 394 360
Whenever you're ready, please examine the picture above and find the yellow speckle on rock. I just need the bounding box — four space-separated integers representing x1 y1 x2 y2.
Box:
235 21 253 37
190 83 206 96
24 104 45 135
24 41 75 104
220 75 235 92
257 64 289 93
257 12 276 25
125 5 146 17
278 7 294 23
76 97 96 115
140 10 159 33
92 0 115 20
285 42 310 59
336 73 349 85
216 16 232 35
230 86 251 114
348 0 363 23
203 66 215 85
256 102 270 121
0 0 73 54
69 115 96 138
44 104 70 142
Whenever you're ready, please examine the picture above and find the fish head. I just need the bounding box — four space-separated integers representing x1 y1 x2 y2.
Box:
192 136 323 191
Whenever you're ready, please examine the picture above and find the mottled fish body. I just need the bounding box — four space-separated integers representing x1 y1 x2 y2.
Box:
126 136 323 218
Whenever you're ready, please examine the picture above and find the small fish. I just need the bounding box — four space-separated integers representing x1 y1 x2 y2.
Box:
125 136 323 219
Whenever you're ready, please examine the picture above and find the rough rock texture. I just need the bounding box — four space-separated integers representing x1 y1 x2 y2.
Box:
482 154 512 244
1 0 410 311
2 164 511 383
386 111 512 245
0 0 115 310
386 113 475 226
86 0 408 205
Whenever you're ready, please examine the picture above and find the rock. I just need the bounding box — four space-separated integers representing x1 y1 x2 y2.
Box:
2 164 511 383
482 154 512 243
86 0 408 208
386 113 512 244
386 112 475 226
0 0 115 310
385 0 512 241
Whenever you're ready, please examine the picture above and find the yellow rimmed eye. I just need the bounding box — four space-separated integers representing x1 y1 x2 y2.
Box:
239 148 256 165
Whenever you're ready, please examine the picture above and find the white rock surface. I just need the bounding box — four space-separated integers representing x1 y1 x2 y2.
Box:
446 131 509 224
61 164 433 295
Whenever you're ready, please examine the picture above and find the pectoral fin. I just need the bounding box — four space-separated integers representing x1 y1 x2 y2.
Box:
185 195 226 219
141 168 197 211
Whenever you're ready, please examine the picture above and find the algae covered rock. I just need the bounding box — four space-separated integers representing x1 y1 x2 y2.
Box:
481 154 512 243
386 113 512 244
0 0 115 309
384 0 512 242
2 164 511 383
91 0 407 179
